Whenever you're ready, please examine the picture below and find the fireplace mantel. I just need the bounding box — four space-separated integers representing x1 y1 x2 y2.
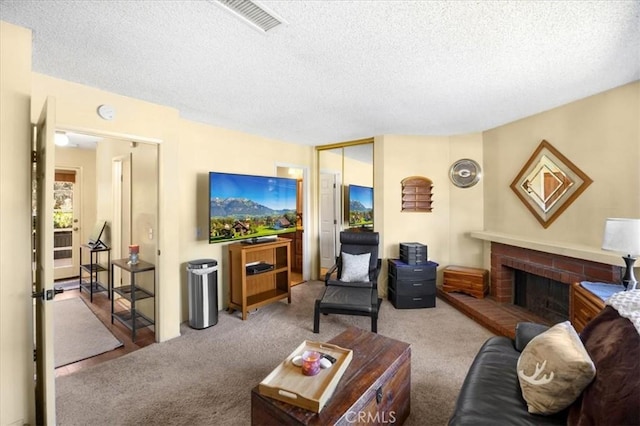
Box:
473 234 622 303
470 230 621 267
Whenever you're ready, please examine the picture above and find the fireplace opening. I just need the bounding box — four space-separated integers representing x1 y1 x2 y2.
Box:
514 270 569 324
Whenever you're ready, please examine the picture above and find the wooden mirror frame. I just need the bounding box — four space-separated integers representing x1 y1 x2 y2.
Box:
510 140 592 228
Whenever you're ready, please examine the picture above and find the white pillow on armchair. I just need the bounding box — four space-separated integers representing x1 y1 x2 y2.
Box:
340 252 371 282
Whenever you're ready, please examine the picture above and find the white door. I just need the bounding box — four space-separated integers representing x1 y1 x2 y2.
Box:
34 97 57 424
53 167 80 280
319 172 341 268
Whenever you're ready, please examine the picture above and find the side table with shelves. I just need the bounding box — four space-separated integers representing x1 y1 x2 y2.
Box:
79 244 111 302
110 258 156 342
228 238 291 320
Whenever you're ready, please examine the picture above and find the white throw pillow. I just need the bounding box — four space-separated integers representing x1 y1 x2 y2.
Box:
340 252 371 282
517 321 596 415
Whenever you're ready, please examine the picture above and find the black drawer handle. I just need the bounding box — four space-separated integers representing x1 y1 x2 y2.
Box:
376 386 383 404
412 283 423 287
412 297 423 301
413 269 423 272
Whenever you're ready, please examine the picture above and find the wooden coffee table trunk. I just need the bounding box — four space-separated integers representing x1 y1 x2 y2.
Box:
251 327 411 425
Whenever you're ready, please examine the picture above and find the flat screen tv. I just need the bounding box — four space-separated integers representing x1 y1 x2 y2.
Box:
209 172 298 244
347 184 373 229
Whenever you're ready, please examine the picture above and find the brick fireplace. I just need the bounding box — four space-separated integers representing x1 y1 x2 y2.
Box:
490 242 621 303
438 241 622 338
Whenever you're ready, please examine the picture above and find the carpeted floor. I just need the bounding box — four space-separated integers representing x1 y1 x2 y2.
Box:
54 297 123 368
56 281 494 425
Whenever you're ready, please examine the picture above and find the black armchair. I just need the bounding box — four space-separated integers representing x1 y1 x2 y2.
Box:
313 232 382 333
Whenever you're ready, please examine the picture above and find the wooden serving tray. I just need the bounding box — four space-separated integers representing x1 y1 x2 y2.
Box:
258 340 353 413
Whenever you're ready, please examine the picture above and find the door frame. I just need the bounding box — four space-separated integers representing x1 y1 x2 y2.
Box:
111 154 133 287
34 97 57 425
33 122 161 423
275 163 311 282
53 166 81 280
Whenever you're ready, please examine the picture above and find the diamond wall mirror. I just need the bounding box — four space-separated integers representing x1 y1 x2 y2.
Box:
510 140 592 228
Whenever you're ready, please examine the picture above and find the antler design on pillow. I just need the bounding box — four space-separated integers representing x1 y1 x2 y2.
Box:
518 360 555 386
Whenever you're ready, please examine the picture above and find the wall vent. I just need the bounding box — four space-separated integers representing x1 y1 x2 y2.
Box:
215 0 286 33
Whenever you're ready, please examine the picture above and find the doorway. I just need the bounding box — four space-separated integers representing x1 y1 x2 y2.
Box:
53 168 80 280
111 154 132 289
276 164 308 285
32 97 162 422
316 138 374 277
47 133 160 372
319 170 340 269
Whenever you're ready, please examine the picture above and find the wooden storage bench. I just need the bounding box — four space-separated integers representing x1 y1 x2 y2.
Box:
443 265 489 299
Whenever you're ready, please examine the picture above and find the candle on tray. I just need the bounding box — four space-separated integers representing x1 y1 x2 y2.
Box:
301 350 321 376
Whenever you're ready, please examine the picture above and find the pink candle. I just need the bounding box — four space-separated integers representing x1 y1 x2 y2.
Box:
301 351 321 376
129 244 139 254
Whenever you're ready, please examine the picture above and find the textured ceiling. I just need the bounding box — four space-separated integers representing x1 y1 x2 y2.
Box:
2 1 639 146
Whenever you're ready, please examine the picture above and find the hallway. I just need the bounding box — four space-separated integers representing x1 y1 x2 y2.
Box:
54 286 155 378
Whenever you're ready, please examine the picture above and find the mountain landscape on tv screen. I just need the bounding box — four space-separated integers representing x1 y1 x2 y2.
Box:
210 197 295 218
349 200 368 212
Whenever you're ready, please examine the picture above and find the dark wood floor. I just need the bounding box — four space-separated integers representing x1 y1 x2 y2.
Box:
437 288 552 339
55 286 156 378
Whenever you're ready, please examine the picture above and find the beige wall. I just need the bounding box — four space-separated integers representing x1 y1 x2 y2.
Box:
375 132 484 293
30 72 183 343
482 82 640 248
176 119 312 320
0 21 34 426
448 133 485 266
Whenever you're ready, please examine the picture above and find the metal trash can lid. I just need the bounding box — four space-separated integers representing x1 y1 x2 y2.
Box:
187 259 217 269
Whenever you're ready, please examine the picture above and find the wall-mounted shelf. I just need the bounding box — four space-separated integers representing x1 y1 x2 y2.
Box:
401 176 433 212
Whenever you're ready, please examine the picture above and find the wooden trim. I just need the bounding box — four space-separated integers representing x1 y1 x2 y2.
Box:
55 170 75 183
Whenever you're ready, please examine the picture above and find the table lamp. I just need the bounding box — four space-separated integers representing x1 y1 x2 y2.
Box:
602 218 640 290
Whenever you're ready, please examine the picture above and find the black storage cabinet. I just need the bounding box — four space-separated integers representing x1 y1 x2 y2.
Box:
388 259 438 309
399 242 428 265
187 259 218 329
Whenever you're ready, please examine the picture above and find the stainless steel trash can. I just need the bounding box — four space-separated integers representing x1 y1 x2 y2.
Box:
187 259 218 329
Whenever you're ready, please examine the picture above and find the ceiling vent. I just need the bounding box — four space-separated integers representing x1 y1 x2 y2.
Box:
214 0 286 33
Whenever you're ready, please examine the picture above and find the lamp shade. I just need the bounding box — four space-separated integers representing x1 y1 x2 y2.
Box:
602 218 640 256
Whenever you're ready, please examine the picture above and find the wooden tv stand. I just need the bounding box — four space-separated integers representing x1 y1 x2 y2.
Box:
228 238 292 320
